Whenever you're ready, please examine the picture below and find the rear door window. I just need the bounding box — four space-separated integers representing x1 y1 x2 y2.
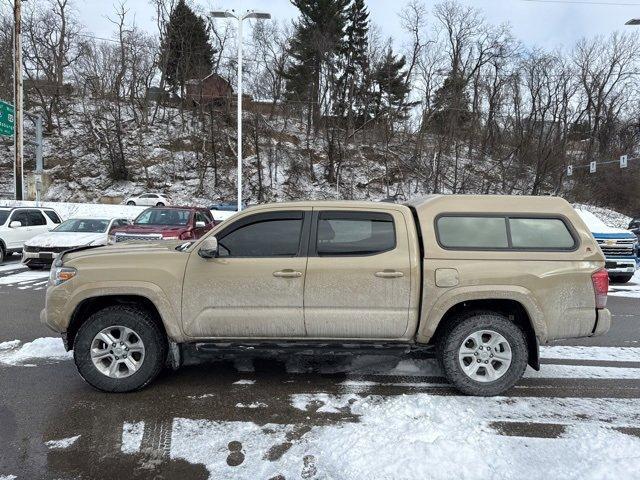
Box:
315 211 396 256
27 210 47 226
9 210 28 226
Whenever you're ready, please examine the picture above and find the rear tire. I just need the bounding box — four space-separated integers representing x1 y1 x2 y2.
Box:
73 305 167 392
437 311 528 396
0 243 5 264
127 201 136 206
610 274 634 283
156 202 165 207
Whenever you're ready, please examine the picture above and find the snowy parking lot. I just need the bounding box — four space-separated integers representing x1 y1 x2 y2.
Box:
1 257 640 479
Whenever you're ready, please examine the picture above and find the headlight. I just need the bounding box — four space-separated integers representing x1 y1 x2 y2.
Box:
49 267 77 286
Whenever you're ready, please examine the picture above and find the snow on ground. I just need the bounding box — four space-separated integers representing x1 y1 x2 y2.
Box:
164 395 640 480
609 270 640 298
0 337 72 366
121 422 145 454
541 345 640 362
45 435 81 449
0 269 49 286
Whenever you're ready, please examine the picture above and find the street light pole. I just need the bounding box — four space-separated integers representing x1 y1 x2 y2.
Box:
211 10 270 212
14 0 23 201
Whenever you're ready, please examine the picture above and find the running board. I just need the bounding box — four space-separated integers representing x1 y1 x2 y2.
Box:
190 341 434 357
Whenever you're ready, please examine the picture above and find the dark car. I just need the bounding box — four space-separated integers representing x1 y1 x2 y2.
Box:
209 201 250 212
109 206 217 243
629 218 640 242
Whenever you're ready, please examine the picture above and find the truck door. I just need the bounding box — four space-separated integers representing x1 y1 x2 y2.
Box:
182 209 311 338
304 209 412 339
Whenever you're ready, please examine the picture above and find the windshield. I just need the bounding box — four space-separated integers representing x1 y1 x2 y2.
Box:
0 210 9 225
54 219 110 233
135 209 190 226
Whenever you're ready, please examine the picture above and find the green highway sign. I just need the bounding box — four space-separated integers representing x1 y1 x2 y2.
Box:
0 100 14 137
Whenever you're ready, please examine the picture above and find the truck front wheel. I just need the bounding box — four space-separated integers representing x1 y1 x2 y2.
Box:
437 312 528 396
73 305 168 392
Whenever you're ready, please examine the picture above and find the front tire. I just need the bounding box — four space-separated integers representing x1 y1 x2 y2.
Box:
156 202 165 207
437 311 528 396
610 274 634 283
73 305 167 392
0 244 5 264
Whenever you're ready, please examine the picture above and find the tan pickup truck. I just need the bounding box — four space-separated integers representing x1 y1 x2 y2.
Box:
41 195 611 396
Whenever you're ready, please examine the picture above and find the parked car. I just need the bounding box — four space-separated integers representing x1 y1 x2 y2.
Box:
42 195 610 396
576 209 639 283
22 218 130 269
109 206 216 243
123 193 169 207
0 206 62 263
209 201 248 212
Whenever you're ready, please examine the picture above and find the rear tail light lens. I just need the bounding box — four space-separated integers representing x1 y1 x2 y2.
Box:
591 268 609 309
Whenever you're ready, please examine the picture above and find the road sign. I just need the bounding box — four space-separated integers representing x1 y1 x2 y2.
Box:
589 161 596 173
620 155 628 169
0 100 14 136
567 165 573 176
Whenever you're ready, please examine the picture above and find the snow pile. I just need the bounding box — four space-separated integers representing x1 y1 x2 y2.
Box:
0 199 144 221
0 337 72 366
573 203 632 230
0 199 235 222
45 435 80 449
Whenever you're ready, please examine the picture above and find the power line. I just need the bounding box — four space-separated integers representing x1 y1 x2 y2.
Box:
520 0 640 6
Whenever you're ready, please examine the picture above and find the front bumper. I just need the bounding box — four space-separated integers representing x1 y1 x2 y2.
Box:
23 250 56 266
590 308 611 337
604 258 637 274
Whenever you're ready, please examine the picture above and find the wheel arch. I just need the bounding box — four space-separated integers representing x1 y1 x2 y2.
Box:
427 298 540 371
67 295 169 351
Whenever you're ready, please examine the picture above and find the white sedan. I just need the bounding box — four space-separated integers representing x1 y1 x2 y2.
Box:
22 218 130 269
123 193 170 207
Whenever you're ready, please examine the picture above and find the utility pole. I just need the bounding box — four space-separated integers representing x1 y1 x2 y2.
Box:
211 10 271 212
13 0 23 200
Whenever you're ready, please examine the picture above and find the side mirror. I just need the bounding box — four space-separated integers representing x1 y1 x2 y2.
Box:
9 221 22 228
195 221 206 228
198 236 218 259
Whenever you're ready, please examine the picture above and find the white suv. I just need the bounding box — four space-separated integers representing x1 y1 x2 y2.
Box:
123 193 169 207
0 207 62 263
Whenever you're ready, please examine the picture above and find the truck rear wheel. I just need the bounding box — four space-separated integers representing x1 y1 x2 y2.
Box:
437 311 528 396
73 305 167 392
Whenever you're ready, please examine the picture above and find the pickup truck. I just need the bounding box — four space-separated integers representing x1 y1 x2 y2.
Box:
41 195 611 396
576 209 638 283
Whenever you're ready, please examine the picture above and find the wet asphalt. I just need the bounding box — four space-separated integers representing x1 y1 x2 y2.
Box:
0 256 639 479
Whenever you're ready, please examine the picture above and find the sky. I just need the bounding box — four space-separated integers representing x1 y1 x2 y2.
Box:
77 0 640 52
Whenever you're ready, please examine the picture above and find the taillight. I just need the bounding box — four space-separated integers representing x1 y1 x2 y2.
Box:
591 268 609 309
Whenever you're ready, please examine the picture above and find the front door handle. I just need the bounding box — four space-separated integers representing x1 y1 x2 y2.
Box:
375 270 404 278
273 269 303 278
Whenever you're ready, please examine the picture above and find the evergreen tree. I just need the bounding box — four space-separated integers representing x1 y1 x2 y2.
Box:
335 0 370 129
159 0 214 96
285 0 350 129
430 72 471 135
372 47 411 120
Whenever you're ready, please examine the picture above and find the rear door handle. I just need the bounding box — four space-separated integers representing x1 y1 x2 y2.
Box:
375 270 404 278
273 269 303 278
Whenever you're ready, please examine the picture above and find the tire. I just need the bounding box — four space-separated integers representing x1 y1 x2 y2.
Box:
26 264 45 270
73 305 168 392
127 201 136 206
0 243 4 264
437 311 528 396
610 274 634 283
156 202 165 207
